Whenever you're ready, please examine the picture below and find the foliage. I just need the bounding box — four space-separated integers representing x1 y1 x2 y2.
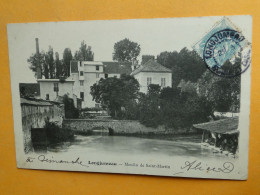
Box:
138 84 162 127
44 46 55 78
90 75 139 118
197 59 241 112
55 52 63 78
63 94 79 119
74 41 94 61
44 119 74 144
159 87 213 129
28 51 45 78
112 38 141 62
157 48 206 87
28 47 67 79
63 48 73 77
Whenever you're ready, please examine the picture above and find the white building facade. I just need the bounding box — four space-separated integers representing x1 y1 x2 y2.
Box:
131 59 172 93
37 59 171 109
38 79 75 101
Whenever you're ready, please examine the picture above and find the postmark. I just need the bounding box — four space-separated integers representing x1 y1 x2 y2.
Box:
193 17 251 77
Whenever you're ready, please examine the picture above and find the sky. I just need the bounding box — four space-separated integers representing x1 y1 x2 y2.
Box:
7 15 252 83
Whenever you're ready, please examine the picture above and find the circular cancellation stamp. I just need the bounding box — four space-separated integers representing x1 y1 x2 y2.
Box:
193 17 251 77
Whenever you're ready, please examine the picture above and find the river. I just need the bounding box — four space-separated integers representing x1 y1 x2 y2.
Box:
45 135 234 159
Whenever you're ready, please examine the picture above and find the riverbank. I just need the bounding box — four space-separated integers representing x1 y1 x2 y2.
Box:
63 119 198 135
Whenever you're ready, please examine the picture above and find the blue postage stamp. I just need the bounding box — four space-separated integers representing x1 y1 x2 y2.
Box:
193 17 251 77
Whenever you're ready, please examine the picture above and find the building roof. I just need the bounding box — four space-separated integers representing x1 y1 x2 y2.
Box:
193 117 239 134
130 59 172 76
71 61 78 73
20 98 53 106
103 61 132 75
37 79 74 82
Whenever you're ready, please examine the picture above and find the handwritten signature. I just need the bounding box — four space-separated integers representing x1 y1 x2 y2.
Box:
26 155 89 167
177 160 234 174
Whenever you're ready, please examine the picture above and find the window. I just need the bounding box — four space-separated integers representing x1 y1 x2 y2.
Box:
96 66 99 71
53 83 59 92
80 61 82 67
80 92 84 101
46 94 49 100
105 73 108 78
80 71 83 76
147 77 152 86
161 78 166 87
80 81 84 86
96 73 99 78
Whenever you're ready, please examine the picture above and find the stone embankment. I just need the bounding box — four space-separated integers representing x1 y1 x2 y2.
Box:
63 119 166 135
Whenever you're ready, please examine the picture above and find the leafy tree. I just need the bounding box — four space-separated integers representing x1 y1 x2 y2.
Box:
113 38 141 62
63 48 73 77
90 75 139 118
55 52 63 78
157 48 206 87
74 41 94 61
63 94 79 119
159 87 213 129
197 59 241 113
138 84 162 127
45 46 55 78
28 51 45 78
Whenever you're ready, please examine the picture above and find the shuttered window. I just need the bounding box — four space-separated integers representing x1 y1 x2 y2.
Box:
161 78 166 87
147 77 152 86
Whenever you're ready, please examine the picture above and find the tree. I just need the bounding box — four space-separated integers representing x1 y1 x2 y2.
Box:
45 46 55 79
28 51 45 78
157 48 206 87
74 41 94 61
159 87 213 129
90 75 139 118
63 94 79 119
138 84 162 127
63 48 73 77
55 52 63 78
197 59 241 113
112 38 141 62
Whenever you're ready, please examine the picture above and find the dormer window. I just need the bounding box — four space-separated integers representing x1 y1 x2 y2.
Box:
96 66 99 71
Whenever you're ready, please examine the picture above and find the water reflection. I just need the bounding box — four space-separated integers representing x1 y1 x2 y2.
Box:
40 135 233 159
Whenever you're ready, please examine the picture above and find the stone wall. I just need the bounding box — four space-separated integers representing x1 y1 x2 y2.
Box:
63 119 166 134
21 98 64 153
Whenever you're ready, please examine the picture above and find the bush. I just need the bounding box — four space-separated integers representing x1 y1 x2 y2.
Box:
63 95 79 119
44 118 74 144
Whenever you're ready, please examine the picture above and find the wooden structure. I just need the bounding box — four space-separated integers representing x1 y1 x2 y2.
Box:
193 117 239 154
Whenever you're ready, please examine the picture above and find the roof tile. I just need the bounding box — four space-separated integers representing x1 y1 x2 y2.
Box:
131 59 172 75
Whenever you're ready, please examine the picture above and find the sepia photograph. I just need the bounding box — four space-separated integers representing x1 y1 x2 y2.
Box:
8 15 251 180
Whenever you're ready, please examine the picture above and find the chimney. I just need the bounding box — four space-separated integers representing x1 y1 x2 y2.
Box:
35 38 42 79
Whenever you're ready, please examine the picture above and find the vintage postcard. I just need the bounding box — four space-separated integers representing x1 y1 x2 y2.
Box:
7 15 252 180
